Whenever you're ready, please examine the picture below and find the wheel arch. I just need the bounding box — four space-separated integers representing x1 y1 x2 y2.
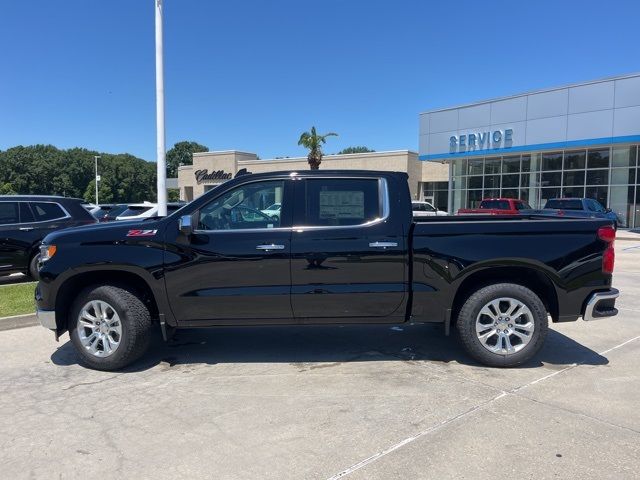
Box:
450 266 559 326
55 269 160 333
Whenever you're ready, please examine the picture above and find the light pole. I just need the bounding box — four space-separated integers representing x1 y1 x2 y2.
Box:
155 0 167 216
94 155 101 205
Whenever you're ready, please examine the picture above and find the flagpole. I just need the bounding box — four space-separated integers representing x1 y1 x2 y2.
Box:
155 0 167 215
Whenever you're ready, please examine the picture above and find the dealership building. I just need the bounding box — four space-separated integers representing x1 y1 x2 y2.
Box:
419 72 640 227
178 150 449 209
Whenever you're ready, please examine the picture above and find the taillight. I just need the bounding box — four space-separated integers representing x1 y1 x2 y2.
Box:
598 225 616 274
597 226 616 243
603 247 615 274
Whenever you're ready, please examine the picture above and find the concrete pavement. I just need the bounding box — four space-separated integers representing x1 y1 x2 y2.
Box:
0 242 639 479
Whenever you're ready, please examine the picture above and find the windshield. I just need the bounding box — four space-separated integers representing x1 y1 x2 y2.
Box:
545 199 583 210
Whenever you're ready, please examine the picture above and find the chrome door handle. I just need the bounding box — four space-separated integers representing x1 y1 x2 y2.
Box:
19 227 34 231
369 241 398 249
256 244 285 251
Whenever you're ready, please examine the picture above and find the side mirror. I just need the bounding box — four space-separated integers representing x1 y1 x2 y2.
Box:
179 214 193 235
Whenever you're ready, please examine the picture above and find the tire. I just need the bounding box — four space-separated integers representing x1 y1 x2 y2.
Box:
28 253 40 280
456 283 548 367
69 284 152 371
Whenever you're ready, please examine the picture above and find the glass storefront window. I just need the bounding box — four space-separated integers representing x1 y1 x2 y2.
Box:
610 185 635 228
501 174 519 188
468 158 483 175
588 148 610 169
541 171 562 187
564 150 586 170
563 170 585 186
468 176 483 189
542 152 563 171
451 145 640 226
562 186 585 198
484 175 500 189
452 159 467 177
484 157 501 174
586 169 609 185
540 187 561 206
610 167 636 185
586 185 608 207
484 189 500 199
468 190 483 208
612 146 637 167
503 156 521 173
635 188 640 229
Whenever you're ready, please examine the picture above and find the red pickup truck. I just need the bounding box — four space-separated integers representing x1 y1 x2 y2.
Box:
458 198 532 215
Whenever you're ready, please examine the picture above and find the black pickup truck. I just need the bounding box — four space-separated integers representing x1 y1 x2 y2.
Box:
35 170 619 370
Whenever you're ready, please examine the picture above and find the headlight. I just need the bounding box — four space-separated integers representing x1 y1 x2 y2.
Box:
39 244 57 263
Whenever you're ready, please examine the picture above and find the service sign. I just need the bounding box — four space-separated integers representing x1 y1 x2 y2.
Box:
450 128 514 153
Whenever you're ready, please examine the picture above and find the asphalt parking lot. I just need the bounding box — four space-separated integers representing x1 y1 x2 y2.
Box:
1 241 639 479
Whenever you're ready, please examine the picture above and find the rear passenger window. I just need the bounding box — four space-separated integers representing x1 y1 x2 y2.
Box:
0 202 19 224
303 179 381 226
19 203 35 222
30 202 66 222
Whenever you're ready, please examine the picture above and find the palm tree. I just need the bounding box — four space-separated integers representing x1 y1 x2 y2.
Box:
297 126 338 170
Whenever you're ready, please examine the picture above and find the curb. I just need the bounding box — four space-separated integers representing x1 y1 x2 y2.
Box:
0 313 39 332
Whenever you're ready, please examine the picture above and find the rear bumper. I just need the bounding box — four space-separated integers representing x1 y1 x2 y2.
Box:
36 308 57 330
582 288 619 321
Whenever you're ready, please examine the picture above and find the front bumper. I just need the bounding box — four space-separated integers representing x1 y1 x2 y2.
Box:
36 308 57 330
582 288 619 321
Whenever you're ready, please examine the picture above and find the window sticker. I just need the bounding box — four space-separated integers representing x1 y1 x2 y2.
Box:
319 191 364 219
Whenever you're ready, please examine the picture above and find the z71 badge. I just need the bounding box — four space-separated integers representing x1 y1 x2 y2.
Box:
126 229 158 237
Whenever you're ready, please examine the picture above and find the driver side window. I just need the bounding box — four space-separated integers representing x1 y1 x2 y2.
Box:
197 180 284 230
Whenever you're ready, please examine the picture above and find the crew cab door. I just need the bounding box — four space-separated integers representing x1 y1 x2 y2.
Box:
164 179 294 324
290 176 408 322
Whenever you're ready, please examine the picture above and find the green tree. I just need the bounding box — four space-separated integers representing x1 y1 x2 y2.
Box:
297 127 338 170
168 189 181 202
0 182 16 194
338 146 375 154
0 145 158 202
84 178 115 204
166 141 208 177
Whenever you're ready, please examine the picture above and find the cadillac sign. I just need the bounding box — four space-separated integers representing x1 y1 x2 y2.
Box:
194 169 233 184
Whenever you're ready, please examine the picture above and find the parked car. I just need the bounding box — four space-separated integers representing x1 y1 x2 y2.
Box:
411 200 447 217
261 202 281 220
91 204 129 222
36 170 618 371
532 198 621 227
458 198 532 215
0 196 96 279
115 202 186 221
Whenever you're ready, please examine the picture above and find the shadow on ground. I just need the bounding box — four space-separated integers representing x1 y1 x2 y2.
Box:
50 323 609 372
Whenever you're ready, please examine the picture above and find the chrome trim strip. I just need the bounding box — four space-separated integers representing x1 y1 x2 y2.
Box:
36 308 57 330
583 288 619 321
369 241 398 248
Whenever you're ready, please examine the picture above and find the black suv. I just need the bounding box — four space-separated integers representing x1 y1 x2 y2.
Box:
0 196 96 279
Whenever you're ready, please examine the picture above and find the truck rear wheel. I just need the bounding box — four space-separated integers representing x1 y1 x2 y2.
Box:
69 284 152 371
456 283 548 367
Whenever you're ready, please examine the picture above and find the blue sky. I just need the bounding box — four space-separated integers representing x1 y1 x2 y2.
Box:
1 0 638 161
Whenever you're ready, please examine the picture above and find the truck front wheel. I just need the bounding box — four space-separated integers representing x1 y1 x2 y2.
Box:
69 284 152 371
456 283 548 367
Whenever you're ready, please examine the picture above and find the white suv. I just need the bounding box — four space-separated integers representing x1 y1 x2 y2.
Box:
411 201 448 217
116 202 186 221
